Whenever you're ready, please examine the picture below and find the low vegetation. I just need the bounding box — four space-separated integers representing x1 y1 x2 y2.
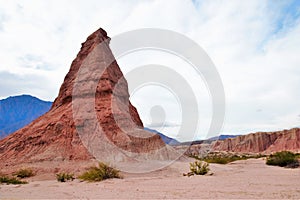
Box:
78 162 121 182
190 160 210 175
266 151 299 168
0 174 27 185
56 173 75 182
203 154 247 164
192 152 265 164
0 169 31 185
183 160 210 177
13 168 34 178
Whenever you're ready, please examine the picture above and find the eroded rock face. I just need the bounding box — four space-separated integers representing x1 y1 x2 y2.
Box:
0 28 167 167
212 128 300 153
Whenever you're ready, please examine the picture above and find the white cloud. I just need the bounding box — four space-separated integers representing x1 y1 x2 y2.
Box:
0 0 299 140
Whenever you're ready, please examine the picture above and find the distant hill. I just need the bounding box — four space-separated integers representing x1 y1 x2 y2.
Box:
208 135 240 141
0 95 52 138
144 127 180 145
177 135 240 146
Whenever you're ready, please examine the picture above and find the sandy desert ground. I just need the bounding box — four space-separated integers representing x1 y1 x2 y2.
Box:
0 158 300 199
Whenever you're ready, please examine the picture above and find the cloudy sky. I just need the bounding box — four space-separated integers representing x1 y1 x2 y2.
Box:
0 0 300 141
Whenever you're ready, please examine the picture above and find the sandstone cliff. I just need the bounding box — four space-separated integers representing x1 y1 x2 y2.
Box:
212 128 300 153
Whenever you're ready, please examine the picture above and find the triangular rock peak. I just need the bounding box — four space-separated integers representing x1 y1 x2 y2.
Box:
0 28 179 172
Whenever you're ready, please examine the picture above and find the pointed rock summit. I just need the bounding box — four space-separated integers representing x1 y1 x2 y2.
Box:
0 28 174 169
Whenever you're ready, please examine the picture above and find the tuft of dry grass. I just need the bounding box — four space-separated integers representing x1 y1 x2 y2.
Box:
79 162 121 182
56 173 75 182
189 160 210 175
13 168 34 178
0 175 27 185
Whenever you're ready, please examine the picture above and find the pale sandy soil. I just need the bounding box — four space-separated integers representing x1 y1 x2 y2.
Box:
0 158 300 199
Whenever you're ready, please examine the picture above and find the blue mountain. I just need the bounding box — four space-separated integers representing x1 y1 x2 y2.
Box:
144 127 180 145
208 134 240 141
0 95 52 138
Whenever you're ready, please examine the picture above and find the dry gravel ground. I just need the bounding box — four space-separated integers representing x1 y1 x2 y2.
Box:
0 158 300 199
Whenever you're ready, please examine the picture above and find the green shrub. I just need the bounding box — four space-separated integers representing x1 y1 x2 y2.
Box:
0 175 27 184
204 155 249 164
205 156 234 164
56 173 75 182
192 153 265 164
13 168 34 178
79 162 121 182
266 151 299 168
189 160 210 175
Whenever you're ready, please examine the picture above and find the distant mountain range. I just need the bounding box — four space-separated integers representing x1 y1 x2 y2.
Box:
0 95 52 138
0 95 180 145
208 134 240 141
0 95 237 144
177 135 240 146
144 127 180 145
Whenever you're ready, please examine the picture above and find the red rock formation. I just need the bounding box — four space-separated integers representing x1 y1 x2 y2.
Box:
0 28 169 167
212 128 300 153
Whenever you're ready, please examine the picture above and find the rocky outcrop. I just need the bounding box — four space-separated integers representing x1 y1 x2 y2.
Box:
0 28 172 167
212 128 300 153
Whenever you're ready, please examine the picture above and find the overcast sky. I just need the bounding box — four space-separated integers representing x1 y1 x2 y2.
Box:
0 0 300 141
